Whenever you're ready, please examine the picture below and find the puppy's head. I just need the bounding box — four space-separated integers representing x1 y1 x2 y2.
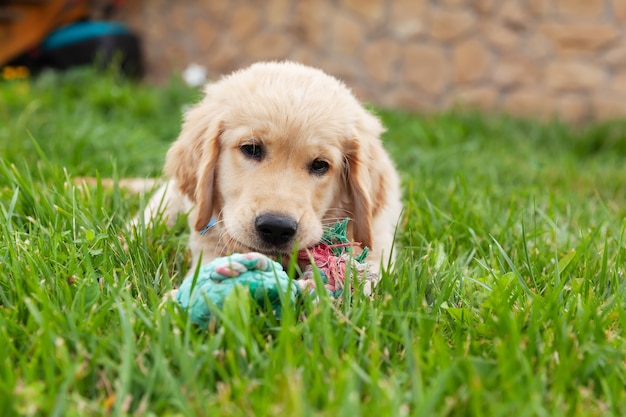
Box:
165 61 385 255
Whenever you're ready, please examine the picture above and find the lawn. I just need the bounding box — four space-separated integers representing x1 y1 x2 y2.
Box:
1 69 626 416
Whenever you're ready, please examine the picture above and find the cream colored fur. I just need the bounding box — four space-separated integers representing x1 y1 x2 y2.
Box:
137 61 403 278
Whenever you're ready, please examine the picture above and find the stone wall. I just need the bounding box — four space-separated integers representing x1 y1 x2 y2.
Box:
116 0 626 123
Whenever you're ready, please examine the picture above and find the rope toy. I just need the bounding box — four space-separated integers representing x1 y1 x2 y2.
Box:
175 252 298 329
175 219 375 328
297 218 376 297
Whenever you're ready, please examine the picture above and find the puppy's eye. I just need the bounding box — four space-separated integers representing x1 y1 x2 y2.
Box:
240 143 263 160
310 159 330 175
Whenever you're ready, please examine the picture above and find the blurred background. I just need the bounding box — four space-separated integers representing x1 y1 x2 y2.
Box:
3 0 626 123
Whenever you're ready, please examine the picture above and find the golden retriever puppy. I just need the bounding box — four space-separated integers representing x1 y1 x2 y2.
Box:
139 61 402 279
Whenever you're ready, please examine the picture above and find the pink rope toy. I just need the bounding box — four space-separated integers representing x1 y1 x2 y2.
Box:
296 219 376 297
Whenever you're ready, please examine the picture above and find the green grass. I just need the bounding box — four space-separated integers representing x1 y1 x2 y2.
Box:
1 69 626 416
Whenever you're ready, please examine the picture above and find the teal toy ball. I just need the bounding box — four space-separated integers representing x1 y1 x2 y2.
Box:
175 252 299 329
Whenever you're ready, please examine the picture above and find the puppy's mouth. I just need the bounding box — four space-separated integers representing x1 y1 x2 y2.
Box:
229 235 296 256
226 231 325 271
221 213 321 256
232 234 324 258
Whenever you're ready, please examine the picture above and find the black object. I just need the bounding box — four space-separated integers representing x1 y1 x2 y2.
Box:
7 20 143 78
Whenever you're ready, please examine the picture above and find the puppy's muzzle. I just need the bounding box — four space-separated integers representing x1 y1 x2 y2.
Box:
255 213 298 247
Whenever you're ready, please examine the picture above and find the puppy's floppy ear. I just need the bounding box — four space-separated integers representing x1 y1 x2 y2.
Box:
164 102 223 232
344 111 387 250
345 140 373 249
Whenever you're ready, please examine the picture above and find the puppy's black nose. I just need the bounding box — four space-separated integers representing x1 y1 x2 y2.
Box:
255 213 298 246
